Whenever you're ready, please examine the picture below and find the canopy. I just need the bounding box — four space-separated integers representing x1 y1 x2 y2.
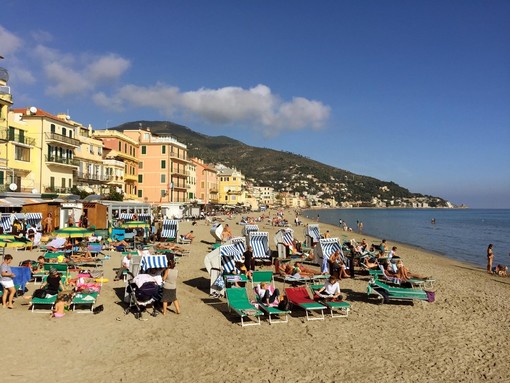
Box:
120 221 150 229
54 227 94 238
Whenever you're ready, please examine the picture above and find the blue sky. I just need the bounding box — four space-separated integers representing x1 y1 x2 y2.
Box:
1 1 509 208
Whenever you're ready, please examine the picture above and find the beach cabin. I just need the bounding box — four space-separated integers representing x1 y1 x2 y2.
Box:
248 231 271 260
210 223 223 244
313 237 344 265
160 219 179 241
304 224 321 248
230 236 246 255
204 243 244 297
274 228 296 259
242 224 259 238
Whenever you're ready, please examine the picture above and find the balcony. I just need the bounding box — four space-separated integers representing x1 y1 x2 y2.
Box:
45 155 80 167
124 173 137 182
45 132 80 147
75 172 111 182
0 130 36 145
43 186 73 194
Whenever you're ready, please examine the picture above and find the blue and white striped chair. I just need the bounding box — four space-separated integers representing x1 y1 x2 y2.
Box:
160 219 178 241
249 231 271 260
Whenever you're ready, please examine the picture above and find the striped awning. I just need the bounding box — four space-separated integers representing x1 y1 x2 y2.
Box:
242 224 259 237
1 213 13 233
319 238 343 260
140 255 168 271
25 212 43 227
119 213 151 222
220 244 242 273
231 236 246 255
307 224 321 242
281 229 294 246
249 231 270 259
161 219 178 239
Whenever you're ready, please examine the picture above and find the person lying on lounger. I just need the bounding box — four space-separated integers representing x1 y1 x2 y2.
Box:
393 260 429 281
182 231 195 243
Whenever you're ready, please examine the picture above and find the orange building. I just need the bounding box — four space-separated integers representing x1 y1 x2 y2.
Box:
191 158 218 204
123 128 189 203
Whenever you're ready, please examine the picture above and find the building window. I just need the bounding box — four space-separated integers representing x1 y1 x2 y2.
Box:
161 160 166 169
62 128 66 137
141 146 146 155
124 143 127 153
162 145 166 154
138 190 143 198
161 190 166 197
61 178 66 188
161 174 166 183
139 162 143 169
14 146 30 162
118 141 121 151
138 175 143 183
50 124 56 133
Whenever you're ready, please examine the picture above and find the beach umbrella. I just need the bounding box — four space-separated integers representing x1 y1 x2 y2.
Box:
120 221 150 229
54 226 94 238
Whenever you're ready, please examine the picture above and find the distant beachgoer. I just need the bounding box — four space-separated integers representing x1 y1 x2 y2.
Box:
339 219 343 227
44 213 54 234
431 218 436 224
358 221 363 234
487 244 494 274
324 230 330 239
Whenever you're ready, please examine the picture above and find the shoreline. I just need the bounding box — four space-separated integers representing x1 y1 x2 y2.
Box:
1 208 509 382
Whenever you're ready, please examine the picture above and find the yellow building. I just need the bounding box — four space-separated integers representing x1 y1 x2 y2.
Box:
216 166 246 205
11 107 80 194
122 128 189 203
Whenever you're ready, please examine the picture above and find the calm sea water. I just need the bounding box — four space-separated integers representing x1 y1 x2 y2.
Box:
303 209 510 268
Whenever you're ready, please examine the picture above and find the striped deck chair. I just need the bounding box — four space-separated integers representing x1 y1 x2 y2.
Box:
25 212 43 229
231 236 246 254
314 238 344 266
1 213 14 233
275 228 297 258
140 253 168 272
221 244 248 286
160 219 178 242
304 224 321 248
249 232 271 260
242 224 259 238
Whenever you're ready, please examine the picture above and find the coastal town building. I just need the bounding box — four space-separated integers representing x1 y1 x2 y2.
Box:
191 158 218 204
93 130 138 200
11 107 80 194
216 166 246 205
122 128 189 203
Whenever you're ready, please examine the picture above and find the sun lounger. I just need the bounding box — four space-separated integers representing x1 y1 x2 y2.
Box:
30 294 57 312
251 270 275 288
253 290 291 324
71 292 99 313
284 287 326 321
225 287 263 327
367 279 431 304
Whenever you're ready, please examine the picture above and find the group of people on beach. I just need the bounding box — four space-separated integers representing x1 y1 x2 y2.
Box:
486 244 508 277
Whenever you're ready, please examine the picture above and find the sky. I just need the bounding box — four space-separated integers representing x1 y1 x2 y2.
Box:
1 1 509 208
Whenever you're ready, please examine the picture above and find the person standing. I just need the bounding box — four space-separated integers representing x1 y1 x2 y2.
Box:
1 254 16 309
43 213 54 234
162 260 180 315
487 244 494 274
243 245 254 278
80 212 88 228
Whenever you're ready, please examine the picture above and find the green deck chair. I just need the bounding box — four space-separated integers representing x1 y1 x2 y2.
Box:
225 287 263 327
71 292 99 313
367 279 430 304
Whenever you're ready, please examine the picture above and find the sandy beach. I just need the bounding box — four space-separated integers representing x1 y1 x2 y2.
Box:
1 209 509 383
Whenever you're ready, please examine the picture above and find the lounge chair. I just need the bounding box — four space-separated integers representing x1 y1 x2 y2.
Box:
30 294 57 312
71 292 99 313
251 270 275 288
225 287 263 327
253 287 291 324
309 284 351 318
367 279 431 304
284 287 326 321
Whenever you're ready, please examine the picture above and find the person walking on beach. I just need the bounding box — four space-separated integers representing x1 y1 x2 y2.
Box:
1 254 16 309
487 244 494 274
162 259 180 315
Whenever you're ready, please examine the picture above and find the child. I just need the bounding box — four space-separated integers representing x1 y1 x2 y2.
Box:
51 293 73 319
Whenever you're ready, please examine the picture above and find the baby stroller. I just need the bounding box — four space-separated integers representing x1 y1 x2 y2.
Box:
124 278 160 319
124 253 167 319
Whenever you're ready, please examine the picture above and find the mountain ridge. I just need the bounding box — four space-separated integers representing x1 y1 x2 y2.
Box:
113 120 449 207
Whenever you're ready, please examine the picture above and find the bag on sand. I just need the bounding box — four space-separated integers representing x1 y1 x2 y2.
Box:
425 291 435 303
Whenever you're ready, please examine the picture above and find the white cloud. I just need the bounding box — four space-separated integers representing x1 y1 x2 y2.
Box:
86 54 130 83
0 25 22 57
45 62 92 96
96 83 331 135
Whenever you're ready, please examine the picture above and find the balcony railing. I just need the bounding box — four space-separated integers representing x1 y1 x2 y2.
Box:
45 155 80 166
75 172 111 182
45 132 80 147
43 186 73 194
0 130 36 145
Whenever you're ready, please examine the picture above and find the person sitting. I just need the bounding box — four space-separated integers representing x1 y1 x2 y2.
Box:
33 255 46 273
42 267 65 295
326 250 350 279
114 253 132 281
493 264 508 277
316 276 342 300
255 282 280 306
50 292 74 319
221 224 232 241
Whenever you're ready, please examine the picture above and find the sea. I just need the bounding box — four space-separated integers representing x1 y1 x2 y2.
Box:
302 208 510 269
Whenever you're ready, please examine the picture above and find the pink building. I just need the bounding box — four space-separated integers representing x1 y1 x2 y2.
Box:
191 158 218 204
